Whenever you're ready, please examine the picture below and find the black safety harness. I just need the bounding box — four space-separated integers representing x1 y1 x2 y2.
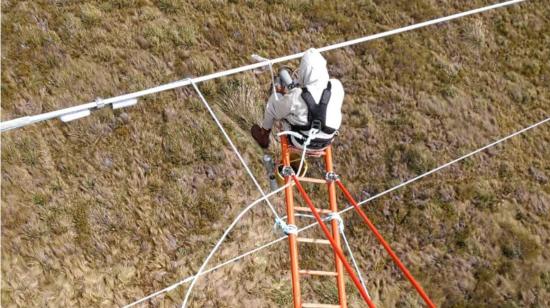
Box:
290 82 337 149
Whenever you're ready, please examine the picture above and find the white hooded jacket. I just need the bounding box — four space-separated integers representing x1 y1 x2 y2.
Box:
261 48 344 144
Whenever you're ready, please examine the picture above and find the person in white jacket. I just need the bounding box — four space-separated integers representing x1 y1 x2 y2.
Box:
251 48 345 149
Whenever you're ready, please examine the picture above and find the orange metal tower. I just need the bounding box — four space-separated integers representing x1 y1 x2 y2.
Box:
279 136 373 308
279 135 436 308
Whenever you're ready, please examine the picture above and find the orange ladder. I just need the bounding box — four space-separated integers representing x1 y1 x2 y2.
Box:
279 135 436 308
280 136 365 308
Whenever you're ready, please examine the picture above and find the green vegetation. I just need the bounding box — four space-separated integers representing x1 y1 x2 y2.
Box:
269 282 293 306
2 0 549 307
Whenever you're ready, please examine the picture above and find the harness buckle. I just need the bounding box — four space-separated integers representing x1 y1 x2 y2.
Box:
311 119 322 131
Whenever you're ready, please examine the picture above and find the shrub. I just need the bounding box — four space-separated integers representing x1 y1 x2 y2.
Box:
80 3 102 27
402 144 435 174
499 221 541 260
269 283 293 306
156 0 179 14
32 194 46 206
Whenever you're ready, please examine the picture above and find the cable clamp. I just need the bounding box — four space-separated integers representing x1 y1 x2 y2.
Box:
251 54 270 64
326 212 344 232
325 172 339 182
281 166 295 177
95 97 106 109
274 218 298 235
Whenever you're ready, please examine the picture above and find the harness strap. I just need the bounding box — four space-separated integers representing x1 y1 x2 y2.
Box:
290 131 333 149
291 82 336 135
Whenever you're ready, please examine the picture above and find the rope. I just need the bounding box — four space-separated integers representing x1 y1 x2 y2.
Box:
123 225 289 308
123 116 548 307
292 175 375 307
267 59 279 101
274 218 298 235
326 213 344 233
274 213 319 235
351 116 549 208
272 128 317 234
277 128 319 176
341 229 370 297
0 0 525 132
337 181 435 306
178 180 292 308
189 80 280 219
297 129 318 176
276 131 303 140
328 213 370 298
181 81 284 308
251 54 279 101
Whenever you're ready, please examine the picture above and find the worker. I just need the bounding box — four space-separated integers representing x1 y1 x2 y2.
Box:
250 48 344 150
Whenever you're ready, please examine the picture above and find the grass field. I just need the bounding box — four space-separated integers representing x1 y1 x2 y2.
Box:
1 0 549 307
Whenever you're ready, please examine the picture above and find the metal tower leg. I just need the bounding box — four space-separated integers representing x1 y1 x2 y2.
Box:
324 146 347 308
281 136 301 308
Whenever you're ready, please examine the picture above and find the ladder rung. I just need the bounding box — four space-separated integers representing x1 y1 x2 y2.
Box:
297 237 330 245
302 303 340 308
294 206 333 214
296 176 327 184
289 147 326 157
299 270 338 276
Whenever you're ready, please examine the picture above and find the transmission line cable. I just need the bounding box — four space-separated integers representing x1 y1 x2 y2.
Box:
0 0 525 132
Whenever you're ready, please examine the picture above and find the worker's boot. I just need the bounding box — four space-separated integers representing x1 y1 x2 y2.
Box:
250 124 271 149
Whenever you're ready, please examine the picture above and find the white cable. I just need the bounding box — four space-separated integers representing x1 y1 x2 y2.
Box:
123 116 548 307
274 218 298 235
123 226 290 308
274 213 320 235
182 81 287 307
348 116 549 209
267 60 279 101
189 80 280 219
317 0 526 53
296 128 318 176
0 0 525 132
252 54 279 101
341 231 368 293
179 181 291 308
330 213 370 297
276 128 319 177
280 214 317 220
276 131 304 140
326 213 344 233
273 129 313 235
3 0 536 304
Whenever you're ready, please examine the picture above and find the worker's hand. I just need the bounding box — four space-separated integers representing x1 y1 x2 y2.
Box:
275 84 287 94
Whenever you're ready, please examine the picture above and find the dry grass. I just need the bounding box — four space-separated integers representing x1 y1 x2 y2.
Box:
2 0 550 307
